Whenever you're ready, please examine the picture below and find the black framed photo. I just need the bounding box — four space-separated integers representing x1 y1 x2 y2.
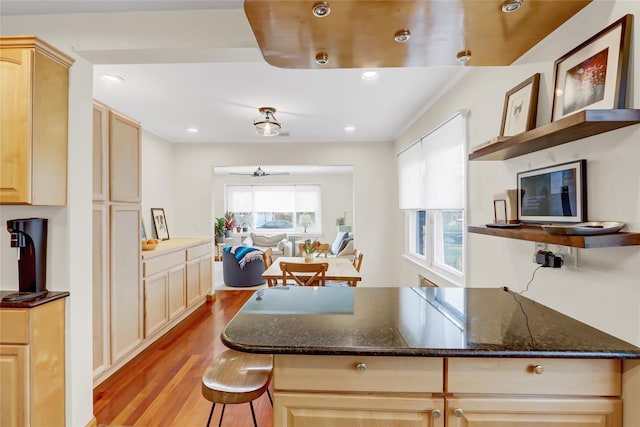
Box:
551 15 632 122
500 73 540 136
151 208 170 240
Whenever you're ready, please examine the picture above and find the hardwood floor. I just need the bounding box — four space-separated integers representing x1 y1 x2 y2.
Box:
94 290 273 427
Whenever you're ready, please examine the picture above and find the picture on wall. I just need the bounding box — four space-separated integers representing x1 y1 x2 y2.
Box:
551 14 632 121
151 208 170 240
500 73 540 136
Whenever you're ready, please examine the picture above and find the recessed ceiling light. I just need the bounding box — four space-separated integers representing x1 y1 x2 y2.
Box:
312 1 330 18
394 29 411 43
456 50 472 63
186 128 199 134
101 74 124 84
361 71 378 80
344 125 356 133
501 0 523 12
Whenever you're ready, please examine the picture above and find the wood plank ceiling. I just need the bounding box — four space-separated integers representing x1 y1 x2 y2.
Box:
244 0 592 68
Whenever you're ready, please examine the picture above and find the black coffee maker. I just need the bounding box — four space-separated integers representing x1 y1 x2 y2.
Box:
3 218 48 302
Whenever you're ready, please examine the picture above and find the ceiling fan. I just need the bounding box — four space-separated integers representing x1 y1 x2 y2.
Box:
230 167 290 177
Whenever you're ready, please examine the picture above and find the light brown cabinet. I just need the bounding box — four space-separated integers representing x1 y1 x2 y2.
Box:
273 355 624 427
0 36 74 205
274 355 445 427
92 101 142 382
0 298 67 427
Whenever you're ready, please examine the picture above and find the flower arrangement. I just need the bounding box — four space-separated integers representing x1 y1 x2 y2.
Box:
302 239 321 255
224 212 236 231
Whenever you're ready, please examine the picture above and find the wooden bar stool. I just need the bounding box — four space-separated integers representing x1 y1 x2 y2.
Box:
201 349 273 427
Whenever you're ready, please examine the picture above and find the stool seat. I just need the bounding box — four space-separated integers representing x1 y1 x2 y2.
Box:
202 349 273 426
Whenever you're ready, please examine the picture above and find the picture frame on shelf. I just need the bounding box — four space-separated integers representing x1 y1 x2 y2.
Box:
500 73 540 136
151 208 170 240
141 218 147 240
551 14 632 122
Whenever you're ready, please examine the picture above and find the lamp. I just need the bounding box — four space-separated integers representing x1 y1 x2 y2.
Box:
254 107 281 136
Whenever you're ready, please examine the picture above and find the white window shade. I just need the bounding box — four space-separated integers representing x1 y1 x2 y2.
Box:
227 186 253 212
398 141 425 209
423 113 466 209
295 186 320 211
254 186 295 212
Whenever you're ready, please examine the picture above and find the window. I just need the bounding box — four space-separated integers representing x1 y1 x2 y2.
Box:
227 185 322 233
398 111 467 283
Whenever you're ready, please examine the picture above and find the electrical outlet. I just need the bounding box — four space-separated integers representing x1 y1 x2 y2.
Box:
533 242 548 264
549 244 578 268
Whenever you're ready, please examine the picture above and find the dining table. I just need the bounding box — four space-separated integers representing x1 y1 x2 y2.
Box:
262 256 362 285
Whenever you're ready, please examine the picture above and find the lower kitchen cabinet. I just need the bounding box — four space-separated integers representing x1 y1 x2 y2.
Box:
275 393 444 427
0 297 67 427
144 273 168 337
446 397 621 427
273 355 625 427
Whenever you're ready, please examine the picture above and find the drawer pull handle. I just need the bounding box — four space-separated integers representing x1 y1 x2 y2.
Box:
356 362 366 373
453 408 464 418
432 409 441 419
534 364 544 375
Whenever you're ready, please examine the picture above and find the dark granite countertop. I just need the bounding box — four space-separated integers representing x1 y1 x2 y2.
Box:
221 287 640 359
0 290 70 308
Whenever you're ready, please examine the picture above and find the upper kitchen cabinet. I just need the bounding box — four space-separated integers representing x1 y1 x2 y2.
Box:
109 110 141 203
0 36 74 205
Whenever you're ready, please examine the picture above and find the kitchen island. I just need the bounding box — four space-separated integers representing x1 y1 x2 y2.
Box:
222 287 640 427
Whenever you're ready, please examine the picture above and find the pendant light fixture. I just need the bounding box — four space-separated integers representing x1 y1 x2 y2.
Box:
254 107 281 136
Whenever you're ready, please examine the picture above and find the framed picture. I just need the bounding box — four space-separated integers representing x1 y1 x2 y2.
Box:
551 14 632 122
151 208 170 240
141 218 147 240
500 73 540 136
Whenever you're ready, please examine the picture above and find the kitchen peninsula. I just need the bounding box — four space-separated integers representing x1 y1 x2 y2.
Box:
222 287 640 427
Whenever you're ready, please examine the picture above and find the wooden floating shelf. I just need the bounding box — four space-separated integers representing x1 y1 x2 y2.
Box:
468 225 640 249
469 109 640 161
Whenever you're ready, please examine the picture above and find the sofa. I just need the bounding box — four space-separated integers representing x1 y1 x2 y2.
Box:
242 232 292 258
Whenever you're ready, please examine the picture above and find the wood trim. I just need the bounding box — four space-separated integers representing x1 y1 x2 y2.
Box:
0 36 74 67
84 415 98 427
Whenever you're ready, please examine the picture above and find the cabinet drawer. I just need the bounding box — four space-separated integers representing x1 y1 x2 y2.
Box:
274 355 443 393
447 358 621 396
0 310 29 344
144 251 185 277
187 244 210 261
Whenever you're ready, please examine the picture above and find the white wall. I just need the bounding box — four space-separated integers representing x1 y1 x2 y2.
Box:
394 1 640 345
0 16 95 426
169 141 395 285
140 129 175 239
213 171 354 244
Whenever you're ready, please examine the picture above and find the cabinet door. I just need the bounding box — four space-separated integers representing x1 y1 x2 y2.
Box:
0 47 31 204
0 345 28 427
275 392 444 427
144 274 168 337
109 110 141 203
92 203 110 376
186 260 200 307
446 397 622 427
199 255 212 296
93 102 109 201
168 265 186 319
110 204 142 361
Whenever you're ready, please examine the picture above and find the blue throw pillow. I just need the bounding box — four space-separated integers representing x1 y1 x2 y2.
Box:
331 232 349 255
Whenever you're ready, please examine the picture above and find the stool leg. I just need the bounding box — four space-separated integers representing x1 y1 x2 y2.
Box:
249 401 258 427
206 403 215 427
266 389 273 406
218 404 226 427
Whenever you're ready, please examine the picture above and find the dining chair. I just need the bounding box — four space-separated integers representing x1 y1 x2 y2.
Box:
280 262 328 287
297 242 330 258
261 248 276 287
350 249 364 287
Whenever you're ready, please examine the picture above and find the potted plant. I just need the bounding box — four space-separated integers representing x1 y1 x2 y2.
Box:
224 212 236 237
214 217 226 244
302 239 320 262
